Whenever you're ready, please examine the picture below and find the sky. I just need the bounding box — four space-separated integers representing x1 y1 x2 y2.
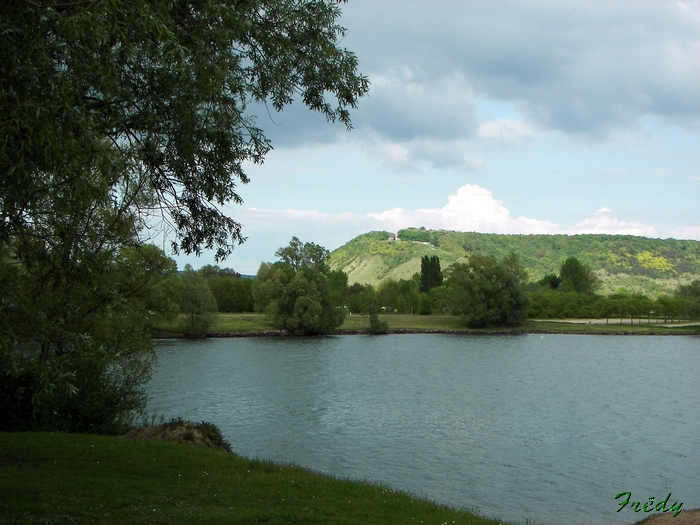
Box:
168 0 700 274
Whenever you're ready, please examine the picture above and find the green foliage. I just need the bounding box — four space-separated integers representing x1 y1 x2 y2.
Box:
346 282 378 314
0 335 151 435
418 294 433 315
676 279 700 299
206 276 254 313
535 273 561 290
0 241 173 433
275 236 330 274
198 266 254 313
180 266 218 337
446 255 530 327
419 255 443 293
676 280 700 319
376 278 421 314
328 231 457 282
559 257 600 295
397 227 438 245
147 274 184 323
367 304 389 334
2 1 368 260
273 266 345 335
327 269 349 308
118 244 183 324
525 287 699 323
428 285 451 315
501 251 528 285
252 262 293 313
252 239 345 335
527 290 601 319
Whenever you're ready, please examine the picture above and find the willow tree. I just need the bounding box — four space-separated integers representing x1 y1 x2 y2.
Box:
0 0 368 431
252 238 345 335
446 254 530 328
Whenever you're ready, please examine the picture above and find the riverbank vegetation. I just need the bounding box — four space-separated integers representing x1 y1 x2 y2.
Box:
148 249 700 337
152 312 700 336
0 431 511 525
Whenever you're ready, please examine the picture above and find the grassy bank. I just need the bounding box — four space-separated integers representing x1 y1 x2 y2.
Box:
153 313 700 337
0 431 511 525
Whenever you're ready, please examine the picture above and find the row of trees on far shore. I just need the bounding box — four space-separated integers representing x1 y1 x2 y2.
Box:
167 241 700 334
248 241 532 331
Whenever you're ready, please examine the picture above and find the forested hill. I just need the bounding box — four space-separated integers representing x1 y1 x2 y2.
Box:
328 228 700 296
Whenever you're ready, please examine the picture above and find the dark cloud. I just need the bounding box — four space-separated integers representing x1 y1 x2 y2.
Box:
352 70 478 142
250 99 347 148
250 0 699 173
341 0 700 136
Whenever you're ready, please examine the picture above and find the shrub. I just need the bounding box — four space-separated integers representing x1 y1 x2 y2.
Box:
367 306 389 334
0 335 152 435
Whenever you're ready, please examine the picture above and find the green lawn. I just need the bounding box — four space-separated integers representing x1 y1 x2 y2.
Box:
153 313 700 337
521 319 700 334
0 432 512 525
338 313 466 332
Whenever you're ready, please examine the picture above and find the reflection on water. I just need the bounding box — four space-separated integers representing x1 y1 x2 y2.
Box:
147 334 700 525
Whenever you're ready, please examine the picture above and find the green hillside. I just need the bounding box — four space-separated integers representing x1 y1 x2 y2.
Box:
328 228 700 297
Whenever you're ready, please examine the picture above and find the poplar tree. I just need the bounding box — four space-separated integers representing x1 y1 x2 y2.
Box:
419 255 443 293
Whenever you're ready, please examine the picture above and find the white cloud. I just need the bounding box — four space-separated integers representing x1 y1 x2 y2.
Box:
669 225 700 240
363 137 485 171
356 69 477 142
478 119 535 140
341 1 700 137
242 186 660 246
367 186 661 239
368 184 560 234
172 185 670 272
572 208 658 236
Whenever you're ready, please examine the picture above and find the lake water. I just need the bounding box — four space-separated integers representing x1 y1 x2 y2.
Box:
147 334 700 525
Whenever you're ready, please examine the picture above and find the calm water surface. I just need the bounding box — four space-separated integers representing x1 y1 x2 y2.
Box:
147 334 700 525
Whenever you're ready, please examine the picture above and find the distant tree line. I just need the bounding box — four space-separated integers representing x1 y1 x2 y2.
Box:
145 263 256 337
154 246 700 338
339 252 531 328
525 256 700 322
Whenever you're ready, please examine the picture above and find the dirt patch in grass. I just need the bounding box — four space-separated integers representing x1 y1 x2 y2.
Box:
120 419 232 453
633 509 700 525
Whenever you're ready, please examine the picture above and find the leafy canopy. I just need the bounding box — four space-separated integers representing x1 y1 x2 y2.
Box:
558 257 601 295
1 0 369 260
445 254 530 328
419 255 443 293
253 238 345 335
275 236 331 274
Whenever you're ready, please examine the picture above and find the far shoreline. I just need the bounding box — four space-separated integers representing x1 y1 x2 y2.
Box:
152 313 700 340
154 327 700 339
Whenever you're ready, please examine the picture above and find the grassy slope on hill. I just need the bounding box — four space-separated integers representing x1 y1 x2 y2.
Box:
0 431 510 525
329 229 700 295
